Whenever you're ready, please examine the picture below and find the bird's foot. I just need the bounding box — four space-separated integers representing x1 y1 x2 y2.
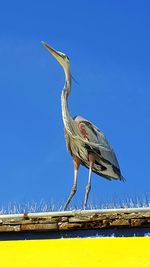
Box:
63 185 77 210
83 184 91 210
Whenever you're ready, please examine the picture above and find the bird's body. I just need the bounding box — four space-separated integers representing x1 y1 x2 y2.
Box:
42 41 123 210
65 115 122 180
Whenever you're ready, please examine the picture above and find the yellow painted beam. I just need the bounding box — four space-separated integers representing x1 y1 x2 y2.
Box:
0 237 150 267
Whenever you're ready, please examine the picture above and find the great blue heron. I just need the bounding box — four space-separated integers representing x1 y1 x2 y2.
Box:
42 41 124 210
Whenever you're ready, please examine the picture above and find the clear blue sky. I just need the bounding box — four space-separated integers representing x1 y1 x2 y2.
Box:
0 1 150 210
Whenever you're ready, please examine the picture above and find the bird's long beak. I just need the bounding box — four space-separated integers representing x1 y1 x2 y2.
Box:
41 41 71 83
41 41 64 66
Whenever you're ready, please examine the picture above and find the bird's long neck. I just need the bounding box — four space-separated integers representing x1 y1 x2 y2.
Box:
61 78 73 132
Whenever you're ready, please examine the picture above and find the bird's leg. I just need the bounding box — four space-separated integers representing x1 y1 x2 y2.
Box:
64 156 81 210
83 153 96 209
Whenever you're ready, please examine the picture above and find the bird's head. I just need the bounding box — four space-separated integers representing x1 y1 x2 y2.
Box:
41 41 71 82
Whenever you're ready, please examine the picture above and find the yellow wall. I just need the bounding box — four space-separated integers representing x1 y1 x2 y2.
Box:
0 237 150 267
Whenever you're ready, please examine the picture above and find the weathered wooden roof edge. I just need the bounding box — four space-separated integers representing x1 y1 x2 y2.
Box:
0 207 150 232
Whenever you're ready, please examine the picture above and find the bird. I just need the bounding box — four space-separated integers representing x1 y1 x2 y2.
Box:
42 41 124 210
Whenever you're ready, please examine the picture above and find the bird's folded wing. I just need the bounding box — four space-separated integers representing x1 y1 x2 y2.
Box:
69 119 120 169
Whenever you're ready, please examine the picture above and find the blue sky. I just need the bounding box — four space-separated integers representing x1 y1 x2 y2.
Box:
0 1 150 210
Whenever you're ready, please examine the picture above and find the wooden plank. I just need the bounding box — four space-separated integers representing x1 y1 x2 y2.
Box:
0 225 20 232
0 208 150 232
21 223 58 231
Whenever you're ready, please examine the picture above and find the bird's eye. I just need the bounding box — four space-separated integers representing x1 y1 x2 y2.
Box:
66 56 69 61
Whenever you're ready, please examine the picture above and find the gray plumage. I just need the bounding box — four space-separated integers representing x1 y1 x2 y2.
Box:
42 41 124 210
65 115 123 180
